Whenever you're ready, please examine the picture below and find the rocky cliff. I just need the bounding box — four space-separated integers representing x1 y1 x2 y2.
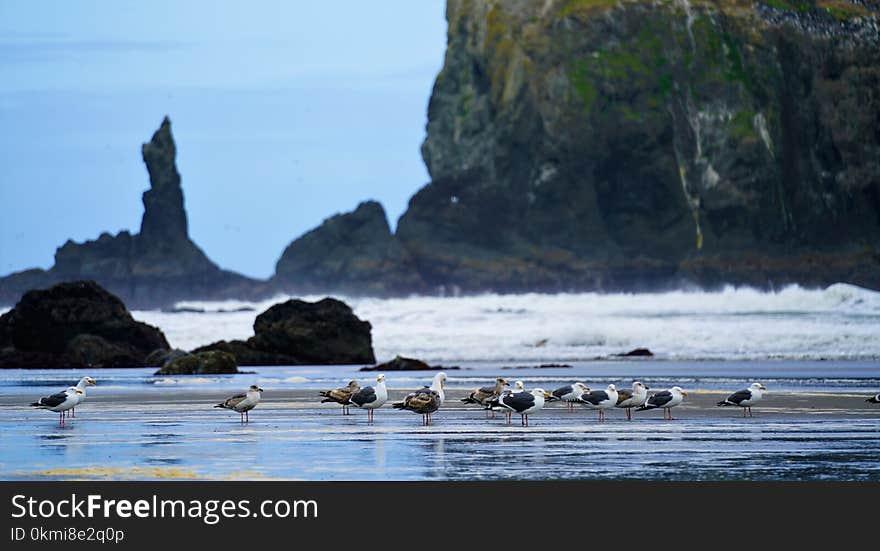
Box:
0 118 263 308
273 201 423 295
390 0 879 292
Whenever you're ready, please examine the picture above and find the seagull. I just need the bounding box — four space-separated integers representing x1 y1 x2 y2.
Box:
491 388 551 426
392 388 441 426
637 386 687 420
31 387 83 426
429 372 448 405
616 381 649 421
348 374 388 423
717 383 766 417
578 384 619 421
487 380 525 423
548 382 589 412
462 377 509 418
867 393 880 404
319 380 361 415
68 376 96 418
215 385 264 423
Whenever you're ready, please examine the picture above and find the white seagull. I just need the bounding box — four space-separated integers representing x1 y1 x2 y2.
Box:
616 381 649 421
549 382 590 412
578 384 619 422
347 374 388 423
717 383 766 417
68 376 96 418
429 372 448 405
215 385 264 423
31 387 83 426
493 388 551 426
637 386 687 420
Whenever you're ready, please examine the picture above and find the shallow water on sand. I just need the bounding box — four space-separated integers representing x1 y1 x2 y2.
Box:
1 362 879 480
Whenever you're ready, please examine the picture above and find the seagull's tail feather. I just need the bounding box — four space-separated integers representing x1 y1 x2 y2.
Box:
214 403 229 409
30 401 43 407
635 405 652 412
392 402 407 410
320 398 339 404
716 400 733 407
546 396 560 402
461 396 479 404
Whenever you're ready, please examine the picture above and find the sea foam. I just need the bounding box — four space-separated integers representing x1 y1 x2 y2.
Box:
130 283 880 362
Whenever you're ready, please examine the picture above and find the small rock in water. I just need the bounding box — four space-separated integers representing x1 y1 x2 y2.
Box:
360 355 458 371
615 348 654 357
154 350 238 375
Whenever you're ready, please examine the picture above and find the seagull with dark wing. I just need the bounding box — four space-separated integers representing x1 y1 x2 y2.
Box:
487 380 524 423
31 387 83 426
717 382 766 417
867 393 880 404
462 377 509 418
347 374 388 423
615 381 649 421
548 382 589 412
577 384 619 422
492 388 552 426
215 385 264 423
319 380 360 415
637 386 687 420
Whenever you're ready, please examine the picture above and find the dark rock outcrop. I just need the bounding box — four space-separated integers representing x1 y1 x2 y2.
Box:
195 297 375 365
616 348 654 357
0 117 264 308
0 281 169 368
273 201 423 295
390 0 880 292
154 350 238 375
360 355 442 372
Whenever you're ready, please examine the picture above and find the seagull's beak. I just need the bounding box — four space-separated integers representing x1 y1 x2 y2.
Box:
543 391 552 399
760 385 766 391
76 389 84 395
258 387 264 392
681 391 688 396
440 380 445 389
88 379 96 386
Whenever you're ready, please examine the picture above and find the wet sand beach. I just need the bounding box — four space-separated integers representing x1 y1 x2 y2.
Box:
2 385 878 481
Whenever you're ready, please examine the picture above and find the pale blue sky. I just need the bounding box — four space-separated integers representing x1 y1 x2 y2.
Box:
0 0 447 279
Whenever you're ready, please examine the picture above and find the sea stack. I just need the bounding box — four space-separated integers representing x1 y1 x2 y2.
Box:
0 117 261 308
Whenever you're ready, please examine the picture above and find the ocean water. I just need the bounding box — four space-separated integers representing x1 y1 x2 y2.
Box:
133 283 880 361
2 284 879 480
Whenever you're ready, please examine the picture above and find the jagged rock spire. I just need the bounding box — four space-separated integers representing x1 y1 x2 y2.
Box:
139 116 188 242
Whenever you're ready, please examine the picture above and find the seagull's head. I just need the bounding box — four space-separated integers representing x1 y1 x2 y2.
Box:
347 380 360 390
249 385 264 393
574 382 589 391
433 372 448 389
633 381 647 391
376 374 386 383
607 384 617 392
84 377 96 386
514 381 525 392
496 378 509 387
751 382 766 391
671 386 687 396
532 388 551 399
69 387 83 395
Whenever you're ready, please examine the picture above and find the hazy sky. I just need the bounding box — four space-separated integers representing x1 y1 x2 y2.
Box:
0 0 447 279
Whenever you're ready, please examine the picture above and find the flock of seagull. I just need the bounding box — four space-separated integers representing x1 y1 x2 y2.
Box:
28 373 880 427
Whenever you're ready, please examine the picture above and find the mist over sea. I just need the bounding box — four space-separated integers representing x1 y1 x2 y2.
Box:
128 283 880 362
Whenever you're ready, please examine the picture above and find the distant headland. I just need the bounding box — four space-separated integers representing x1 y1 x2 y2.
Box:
2 1 879 308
